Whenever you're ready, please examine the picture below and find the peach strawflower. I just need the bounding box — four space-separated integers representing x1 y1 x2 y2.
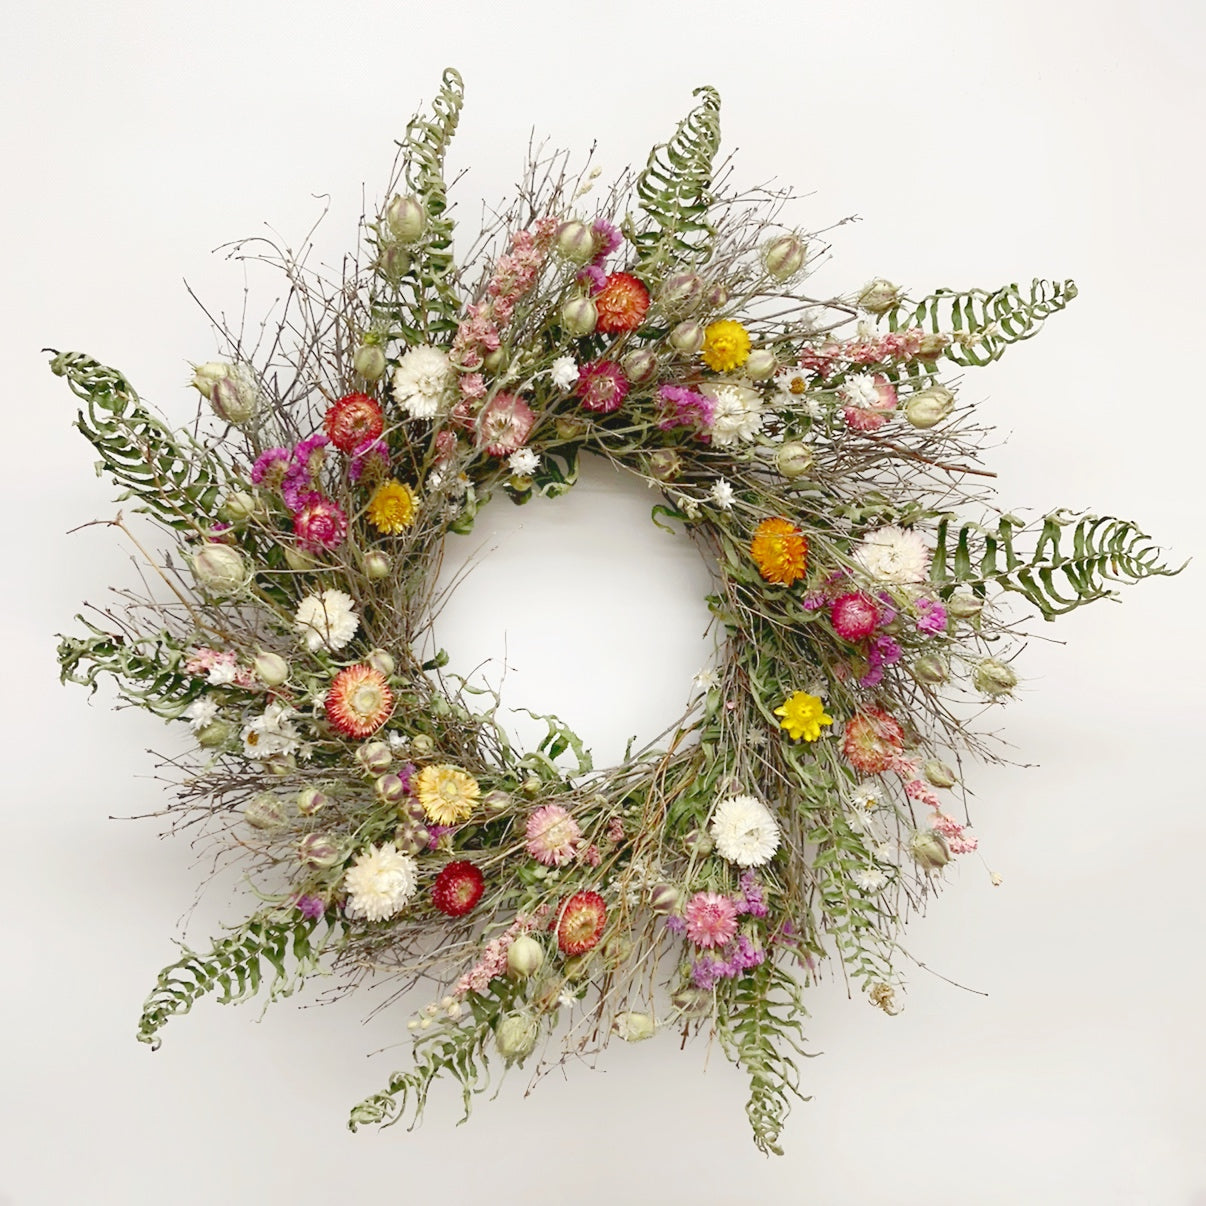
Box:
326 665 394 739
525 804 582 867
594 272 650 334
750 517 808 585
843 708 905 775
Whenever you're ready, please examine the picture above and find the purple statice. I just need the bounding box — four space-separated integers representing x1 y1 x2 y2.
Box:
591 218 622 260
349 437 389 483
915 597 948 635
859 633 902 688
426 824 456 852
690 934 766 988
251 446 291 488
690 956 723 990
397 762 417 794
576 263 608 293
656 384 714 434
294 894 326 921
737 871 769 919
663 914 687 936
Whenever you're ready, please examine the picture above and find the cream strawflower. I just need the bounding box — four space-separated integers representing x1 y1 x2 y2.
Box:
710 478 735 510
295 590 359 653
550 355 579 390
508 448 540 476
702 384 764 446
343 842 418 922
710 793 781 867
854 525 932 585
391 345 455 420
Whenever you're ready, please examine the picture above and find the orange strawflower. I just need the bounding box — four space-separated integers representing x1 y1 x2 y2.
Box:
750 517 808 585
594 272 650 335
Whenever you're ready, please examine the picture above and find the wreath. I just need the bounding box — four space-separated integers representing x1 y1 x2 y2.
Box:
53 69 1179 1155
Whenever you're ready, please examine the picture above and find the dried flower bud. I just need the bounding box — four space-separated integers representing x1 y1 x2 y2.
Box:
648 883 681 914
520 776 543 798
385 194 427 244
646 449 682 482
393 819 430 856
244 793 287 830
561 296 598 338
362 551 391 581
365 649 395 678
252 651 289 688
356 742 392 774
353 343 387 381
298 833 341 868
745 349 777 380
659 271 704 314
909 829 950 870
555 415 590 440
683 828 714 858
297 787 328 816
375 774 407 804
670 986 710 1015
210 372 259 426
910 654 950 685
904 386 955 429
775 441 815 479
506 935 544 978
621 347 658 384
481 789 511 814
923 759 958 789
668 320 705 355
411 734 435 755
947 590 984 620
763 233 807 281
613 1011 656 1042
494 1011 539 1065
378 244 411 282
973 658 1018 697
705 282 730 309
219 490 260 524
915 332 950 359
195 718 234 749
554 220 596 265
482 348 506 374
190 361 229 400
282 545 319 572
857 278 902 315
191 544 251 596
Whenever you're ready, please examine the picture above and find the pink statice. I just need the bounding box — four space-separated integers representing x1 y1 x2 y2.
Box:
799 328 930 380
690 934 766 989
454 907 549 996
577 360 629 414
915 597 948 635
294 894 326 920
576 263 608 293
684 891 739 949
930 811 978 854
579 844 602 868
525 804 582 867
459 372 487 401
477 392 535 456
185 648 256 689
293 495 348 551
251 446 290 489
904 777 943 809
830 592 880 642
737 870 769 919
606 816 625 844
656 384 714 434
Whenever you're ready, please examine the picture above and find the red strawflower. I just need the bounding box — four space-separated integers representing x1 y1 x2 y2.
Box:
555 891 607 956
594 272 650 335
830 592 880 642
842 707 905 775
326 665 394 739
324 393 385 453
431 861 485 917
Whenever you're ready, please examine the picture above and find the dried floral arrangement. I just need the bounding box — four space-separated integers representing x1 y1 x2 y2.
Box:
53 69 1178 1154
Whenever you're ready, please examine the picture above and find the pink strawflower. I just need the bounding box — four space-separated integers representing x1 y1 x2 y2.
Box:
525 804 582 867
293 495 348 550
684 891 739 949
839 373 897 432
577 360 629 414
830 592 880 642
477 392 536 455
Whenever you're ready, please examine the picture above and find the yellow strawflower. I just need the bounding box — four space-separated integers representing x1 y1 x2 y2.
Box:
415 764 480 825
774 691 833 742
702 320 751 372
367 479 418 534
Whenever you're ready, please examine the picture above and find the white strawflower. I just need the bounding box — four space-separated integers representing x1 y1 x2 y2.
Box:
853 867 887 892
705 385 764 446
854 525 932 585
343 842 418 922
184 696 219 732
709 478 735 510
241 702 302 759
295 590 359 652
550 355 579 389
710 793 781 868
391 345 454 420
206 660 237 686
508 448 540 476
838 373 880 409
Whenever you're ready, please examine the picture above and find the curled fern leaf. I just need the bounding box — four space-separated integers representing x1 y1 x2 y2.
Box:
50 350 221 532
886 279 1078 369
931 510 1184 620
631 85 722 277
137 914 340 1050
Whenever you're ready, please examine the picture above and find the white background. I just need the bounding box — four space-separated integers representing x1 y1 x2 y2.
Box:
4 1 1205 1203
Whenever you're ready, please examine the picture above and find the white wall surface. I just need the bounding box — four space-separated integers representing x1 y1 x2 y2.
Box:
4 1 1204 1203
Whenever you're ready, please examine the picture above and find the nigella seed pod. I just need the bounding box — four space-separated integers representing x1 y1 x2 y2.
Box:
385 194 427 244
190 361 229 400
482 348 507 374
924 759 958 789
195 718 234 749
613 1012 656 1042
252 651 290 688
362 551 392 581
947 590 984 620
775 441 815 479
561 296 598 338
909 829 950 871
648 883 681 914
210 372 259 426
378 244 411 284
219 490 260 524
404 799 427 822
659 271 704 314
394 820 430 856
682 828 714 858
506 935 545 978
375 773 407 804
494 1011 539 1065
745 349 778 380
857 278 902 315
670 987 711 1016
973 658 1018 698
520 776 542 798
705 282 730 310
481 789 512 814
668 320 705 355
353 343 387 381
763 233 807 281
555 415 590 440
554 220 596 265
365 649 395 678
191 544 251 596
282 545 319 572
298 833 341 868
910 653 950 685
646 449 682 482
915 331 950 359
904 386 955 429
296 787 328 816
355 742 391 774
621 347 658 384
244 793 287 830
411 734 435 755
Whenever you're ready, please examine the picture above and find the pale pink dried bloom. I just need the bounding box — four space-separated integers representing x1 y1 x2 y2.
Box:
525 804 581 867
684 891 739 949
